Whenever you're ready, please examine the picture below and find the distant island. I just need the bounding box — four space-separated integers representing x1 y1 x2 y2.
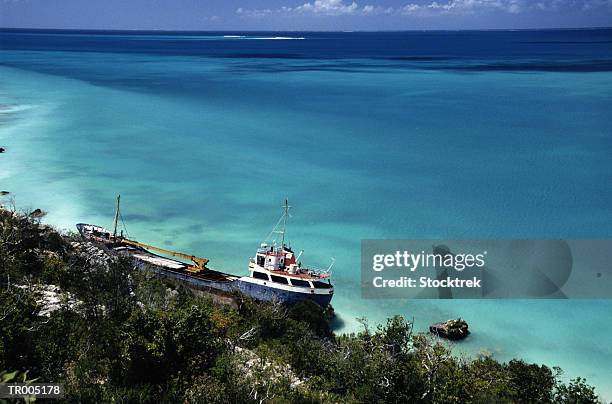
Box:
0 205 602 403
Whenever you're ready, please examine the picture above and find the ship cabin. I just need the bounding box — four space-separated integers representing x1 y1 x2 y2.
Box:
249 243 333 290
76 223 114 243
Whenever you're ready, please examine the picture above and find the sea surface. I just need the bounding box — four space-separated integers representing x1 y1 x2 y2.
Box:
1 29 611 398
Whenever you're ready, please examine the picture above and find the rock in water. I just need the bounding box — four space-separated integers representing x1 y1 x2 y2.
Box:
30 208 47 218
430 318 469 340
0 191 10 196
0 147 5 153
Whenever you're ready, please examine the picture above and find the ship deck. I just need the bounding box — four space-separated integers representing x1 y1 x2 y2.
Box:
268 269 327 281
113 245 238 282
190 268 236 282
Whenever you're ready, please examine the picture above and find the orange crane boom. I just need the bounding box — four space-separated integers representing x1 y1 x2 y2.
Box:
120 238 209 273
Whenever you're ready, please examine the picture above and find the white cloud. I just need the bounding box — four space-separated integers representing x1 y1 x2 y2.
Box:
363 4 375 13
581 0 612 10
401 0 612 15
362 4 395 14
401 0 528 15
236 7 276 18
400 4 421 14
237 0 393 18
295 0 359 15
236 0 611 19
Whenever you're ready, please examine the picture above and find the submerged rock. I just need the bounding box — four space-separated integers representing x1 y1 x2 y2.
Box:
430 318 469 340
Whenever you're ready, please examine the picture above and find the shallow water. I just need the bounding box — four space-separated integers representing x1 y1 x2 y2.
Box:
1 29 611 398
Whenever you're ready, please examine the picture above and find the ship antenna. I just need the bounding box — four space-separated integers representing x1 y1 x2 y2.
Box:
113 194 121 238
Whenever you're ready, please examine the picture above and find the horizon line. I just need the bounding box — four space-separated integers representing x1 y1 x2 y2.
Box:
1 26 611 33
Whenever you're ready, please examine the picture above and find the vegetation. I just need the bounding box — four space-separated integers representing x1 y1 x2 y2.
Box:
0 206 603 403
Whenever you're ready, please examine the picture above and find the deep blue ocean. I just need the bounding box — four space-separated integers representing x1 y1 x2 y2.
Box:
1 28 611 398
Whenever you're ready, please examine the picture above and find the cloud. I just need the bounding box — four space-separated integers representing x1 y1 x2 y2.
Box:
237 0 389 18
236 7 276 18
401 0 527 15
362 4 375 13
236 0 612 19
401 0 612 15
581 0 612 10
400 4 421 13
296 0 359 15
362 4 395 14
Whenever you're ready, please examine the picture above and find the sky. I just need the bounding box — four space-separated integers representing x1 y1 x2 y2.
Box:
0 0 611 31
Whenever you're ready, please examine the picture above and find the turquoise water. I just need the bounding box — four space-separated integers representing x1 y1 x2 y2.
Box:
1 30 612 398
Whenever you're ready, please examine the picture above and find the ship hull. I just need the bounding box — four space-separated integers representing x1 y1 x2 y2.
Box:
136 259 333 307
235 279 333 307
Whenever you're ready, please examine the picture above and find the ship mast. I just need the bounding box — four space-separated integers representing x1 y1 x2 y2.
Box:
281 198 289 249
264 198 291 248
113 194 120 238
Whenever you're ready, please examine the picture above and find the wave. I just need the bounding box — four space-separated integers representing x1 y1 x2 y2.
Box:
453 60 612 72
250 36 305 40
0 103 33 115
385 56 457 61
125 35 300 41
215 57 612 74
222 35 304 40
517 40 612 44
220 53 306 59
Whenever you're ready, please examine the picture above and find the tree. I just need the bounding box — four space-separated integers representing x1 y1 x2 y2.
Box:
506 359 555 403
555 377 599 404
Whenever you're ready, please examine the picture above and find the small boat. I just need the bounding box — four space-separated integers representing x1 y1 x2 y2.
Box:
76 197 334 307
429 318 469 340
